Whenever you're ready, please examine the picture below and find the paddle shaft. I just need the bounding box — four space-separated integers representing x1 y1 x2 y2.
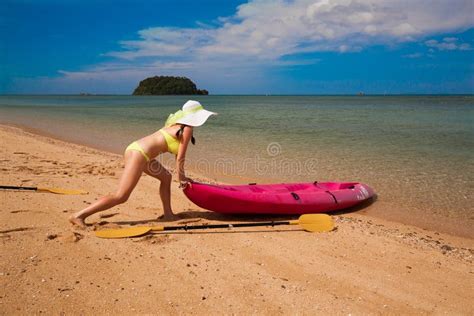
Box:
161 220 293 232
95 214 333 238
0 185 38 191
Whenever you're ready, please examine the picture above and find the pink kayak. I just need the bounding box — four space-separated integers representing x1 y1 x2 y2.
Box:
183 181 375 214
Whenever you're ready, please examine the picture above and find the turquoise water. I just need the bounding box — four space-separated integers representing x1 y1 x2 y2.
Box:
1 95 473 237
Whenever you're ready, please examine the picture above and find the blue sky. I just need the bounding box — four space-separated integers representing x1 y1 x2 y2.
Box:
1 0 473 94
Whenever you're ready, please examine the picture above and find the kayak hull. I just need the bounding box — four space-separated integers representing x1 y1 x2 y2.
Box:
183 181 375 214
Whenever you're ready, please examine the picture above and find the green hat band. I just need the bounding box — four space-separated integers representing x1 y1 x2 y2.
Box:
165 105 204 127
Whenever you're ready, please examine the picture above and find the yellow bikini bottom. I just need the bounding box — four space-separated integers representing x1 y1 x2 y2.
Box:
125 141 150 162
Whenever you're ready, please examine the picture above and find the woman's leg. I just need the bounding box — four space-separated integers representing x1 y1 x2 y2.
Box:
144 159 177 220
69 151 146 227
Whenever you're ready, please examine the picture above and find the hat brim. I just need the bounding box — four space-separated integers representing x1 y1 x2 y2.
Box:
175 109 216 127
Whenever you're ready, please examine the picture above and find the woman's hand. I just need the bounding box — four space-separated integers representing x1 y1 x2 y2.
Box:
179 176 193 189
179 175 193 183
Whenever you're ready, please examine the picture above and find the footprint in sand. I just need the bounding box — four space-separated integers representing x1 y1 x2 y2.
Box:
10 210 31 214
15 166 34 172
133 234 172 244
99 213 119 219
0 227 33 234
11 209 45 214
61 232 84 243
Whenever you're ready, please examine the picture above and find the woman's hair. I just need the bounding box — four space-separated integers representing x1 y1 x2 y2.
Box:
176 124 195 145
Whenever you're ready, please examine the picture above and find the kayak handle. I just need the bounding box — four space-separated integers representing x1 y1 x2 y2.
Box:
291 192 300 201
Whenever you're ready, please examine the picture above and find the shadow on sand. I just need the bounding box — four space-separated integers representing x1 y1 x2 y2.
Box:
106 195 378 227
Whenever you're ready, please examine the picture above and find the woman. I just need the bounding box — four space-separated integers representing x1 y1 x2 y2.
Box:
69 100 216 227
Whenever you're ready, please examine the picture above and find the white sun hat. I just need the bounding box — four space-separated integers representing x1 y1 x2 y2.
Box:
165 100 217 127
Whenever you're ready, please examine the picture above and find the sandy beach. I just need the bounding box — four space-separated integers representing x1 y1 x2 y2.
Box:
1 124 473 315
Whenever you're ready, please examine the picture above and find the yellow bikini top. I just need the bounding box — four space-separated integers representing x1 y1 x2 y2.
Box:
159 129 180 155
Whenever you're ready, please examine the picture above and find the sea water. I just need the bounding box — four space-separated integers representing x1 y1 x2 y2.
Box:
1 95 472 237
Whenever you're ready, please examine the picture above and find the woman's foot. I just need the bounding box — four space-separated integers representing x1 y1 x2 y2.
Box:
69 215 87 228
158 213 181 222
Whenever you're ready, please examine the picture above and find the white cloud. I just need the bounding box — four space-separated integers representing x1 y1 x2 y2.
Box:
425 37 472 51
106 0 473 62
105 27 216 59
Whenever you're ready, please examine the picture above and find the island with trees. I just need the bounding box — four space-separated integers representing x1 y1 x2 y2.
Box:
132 76 209 95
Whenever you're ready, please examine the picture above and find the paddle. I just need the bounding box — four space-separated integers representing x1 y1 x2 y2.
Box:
95 214 334 239
0 185 88 195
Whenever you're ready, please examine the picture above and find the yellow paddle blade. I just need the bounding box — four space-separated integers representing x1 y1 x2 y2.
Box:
95 226 164 239
38 187 89 195
290 214 334 232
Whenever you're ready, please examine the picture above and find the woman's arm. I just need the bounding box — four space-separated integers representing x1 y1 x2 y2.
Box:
176 125 193 184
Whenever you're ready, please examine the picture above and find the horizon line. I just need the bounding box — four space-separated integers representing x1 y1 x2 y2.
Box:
1 93 473 97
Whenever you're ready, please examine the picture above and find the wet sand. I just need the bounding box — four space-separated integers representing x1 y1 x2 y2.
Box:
0 124 473 314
